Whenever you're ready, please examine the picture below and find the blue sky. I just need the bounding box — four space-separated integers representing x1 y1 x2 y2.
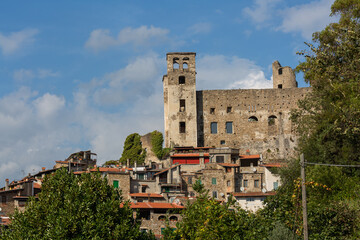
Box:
0 0 336 182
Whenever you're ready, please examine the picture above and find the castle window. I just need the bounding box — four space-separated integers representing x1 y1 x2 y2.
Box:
254 180 260 188
220 140 225 145
170 216 178 221
173 58 179 69
216 156 224 163
210 108 215 114
227 106 232 113
268 115 277 126
227 180 231 186
278 68 282 75
226 122 233 134
248 116 258 122
179 122 186 133
278 84 283 89
243 180 248 187
183 62 188 69
212 178 217 185
180 99 185 112
211 122 217 134
212 191 218 199
113 180 119 188
179 76 185 84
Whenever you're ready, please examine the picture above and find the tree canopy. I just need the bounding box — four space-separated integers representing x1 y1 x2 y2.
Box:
150 130 171 160
119 133 146 165
0 168 154 240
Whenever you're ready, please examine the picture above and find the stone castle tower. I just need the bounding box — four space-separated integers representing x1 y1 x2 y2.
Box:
163 53 198 148
163 52 309 160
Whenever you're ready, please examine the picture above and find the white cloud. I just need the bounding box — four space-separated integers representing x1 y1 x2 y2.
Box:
277 0 335 39
33 93 65 119
197 55 272 90
85 26 169 52
13 68 59 82
0 28 39 55
243 0 282 26
188 23 212 34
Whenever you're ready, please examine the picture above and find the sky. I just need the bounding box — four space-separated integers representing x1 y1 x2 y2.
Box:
0 0 337 182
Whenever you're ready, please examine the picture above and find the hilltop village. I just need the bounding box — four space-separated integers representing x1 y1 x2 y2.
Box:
0 52 310 235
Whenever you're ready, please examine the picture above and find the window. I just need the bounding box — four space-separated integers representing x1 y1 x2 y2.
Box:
216 156 224 163
190 191 195 197
188 177 192 184
278 68 283 75
246 197 255 202
212 178 217 185
226 122 233 134
220 140 225 145
141 186 147 193
227 106 232 113
179 76 185 84
248 116 258 122
158 215 166 221
226 167 231 173
179 122 186 133
210 108 215 114
212 191 218 198
254 180 260 188
170 216 178 221
173 58 179 69
268 115 277 126
183 62 188 69
227 180 231 187
210 122 217 134
113 180 119 188
273 182 279 190
180 99 185 112
243 180 248 187
278 84 283 89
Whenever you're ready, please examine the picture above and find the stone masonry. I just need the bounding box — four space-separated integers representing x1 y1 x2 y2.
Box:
163 52 311 161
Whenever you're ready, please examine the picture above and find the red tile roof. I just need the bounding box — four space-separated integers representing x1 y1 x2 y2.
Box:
218 163 240 167
0 217 10 226
239 154 260 159
123 202 185 209
171 153 209 157
130 193 164 198
231 191 276 197
33 183 41 189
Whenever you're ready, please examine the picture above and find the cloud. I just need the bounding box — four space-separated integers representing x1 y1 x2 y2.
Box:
188 23 212 34
243 0 282 26
197 55 272 90
33 93 65 119
85 26 169 52
277 0 335 39
13 68 60 83
0 28 39 55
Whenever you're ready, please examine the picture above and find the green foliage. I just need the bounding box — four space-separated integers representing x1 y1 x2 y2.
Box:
0 168 154 240
150 130 171 159
293 0 360 168
268 222 298 240
120 133 146 165
163 192 267 240
103 160 118 166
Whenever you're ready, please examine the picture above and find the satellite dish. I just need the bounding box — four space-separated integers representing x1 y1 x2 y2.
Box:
220 193 225 197
262 183 266 187
252 168 257 172
262 188 267 193
240 187 244 192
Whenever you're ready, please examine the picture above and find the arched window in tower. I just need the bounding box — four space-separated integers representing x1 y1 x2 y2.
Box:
268 115 277 126
278 68 283 75
179 76 185 84
183 62 188 69
173 58 179 69
248 116 258 122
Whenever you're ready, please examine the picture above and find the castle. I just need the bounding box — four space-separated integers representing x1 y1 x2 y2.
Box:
163 52 310 161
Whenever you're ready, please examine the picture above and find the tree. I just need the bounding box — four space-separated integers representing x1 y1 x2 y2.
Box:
150 131 171 160
0 168 154 240
293 0 360 167
119 133 146 165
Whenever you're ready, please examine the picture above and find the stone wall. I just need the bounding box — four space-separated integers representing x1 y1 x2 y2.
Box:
107 172 131 200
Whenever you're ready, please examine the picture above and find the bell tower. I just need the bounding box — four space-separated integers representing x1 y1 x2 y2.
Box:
163 52 197 148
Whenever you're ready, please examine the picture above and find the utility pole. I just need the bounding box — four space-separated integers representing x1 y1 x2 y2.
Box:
300 153 308 240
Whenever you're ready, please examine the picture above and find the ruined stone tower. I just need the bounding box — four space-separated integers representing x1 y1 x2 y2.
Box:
272 60 297 89
163 53 198 148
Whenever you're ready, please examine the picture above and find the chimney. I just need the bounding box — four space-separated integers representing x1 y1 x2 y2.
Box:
42 167 46 171
5 179 9 191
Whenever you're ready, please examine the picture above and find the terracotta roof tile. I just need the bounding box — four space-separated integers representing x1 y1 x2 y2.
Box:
171 153 209 157
154 164 180 176
122 202 185 209
130 193 164 198
239 154 260 159
33 183 41 189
